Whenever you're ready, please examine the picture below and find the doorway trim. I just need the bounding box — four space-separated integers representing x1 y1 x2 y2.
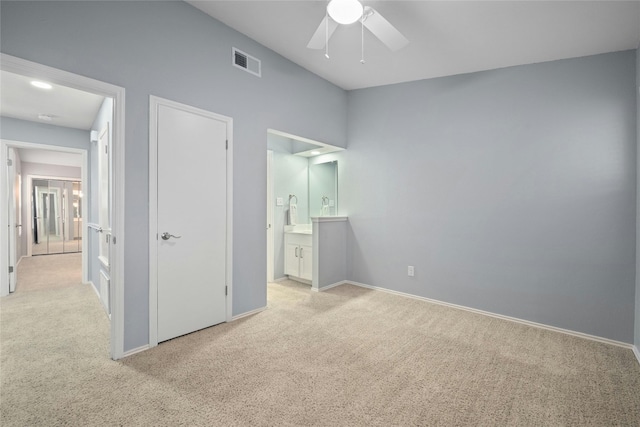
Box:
148 95 233 348
266 150 274 283
0 53 126 360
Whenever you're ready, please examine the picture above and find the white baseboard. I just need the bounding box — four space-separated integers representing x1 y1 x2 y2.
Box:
346 281 634 350
120 345 150 359
87 280 100 299
633 345 640 365
16 255 25 267
286 275 311 285
312 280 348 293
231 305 267 321
271 277 289 283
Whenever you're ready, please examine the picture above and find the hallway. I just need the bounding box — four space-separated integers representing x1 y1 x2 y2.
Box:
16 253 82 292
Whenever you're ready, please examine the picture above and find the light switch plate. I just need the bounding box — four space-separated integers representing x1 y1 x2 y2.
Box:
276 197 283 206
329 200 335 207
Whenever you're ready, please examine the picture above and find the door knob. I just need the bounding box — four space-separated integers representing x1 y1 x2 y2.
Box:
161 232 182 240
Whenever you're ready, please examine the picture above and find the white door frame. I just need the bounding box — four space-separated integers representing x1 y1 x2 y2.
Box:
7 148 17 291
148 95 233 348
0 53 126 360
267 150 274 283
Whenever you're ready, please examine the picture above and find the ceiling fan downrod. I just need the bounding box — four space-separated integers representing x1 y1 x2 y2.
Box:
325 8 330 59
361 14 365 64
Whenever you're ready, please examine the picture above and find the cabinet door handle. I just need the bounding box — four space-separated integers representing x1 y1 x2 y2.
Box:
300 248 304 259
295 247 298 257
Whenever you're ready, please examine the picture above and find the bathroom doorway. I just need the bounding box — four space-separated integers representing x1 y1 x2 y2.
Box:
265 129 343 289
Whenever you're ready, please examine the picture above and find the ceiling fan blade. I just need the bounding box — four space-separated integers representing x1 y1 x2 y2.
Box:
362 6 409 51
307 15 339 49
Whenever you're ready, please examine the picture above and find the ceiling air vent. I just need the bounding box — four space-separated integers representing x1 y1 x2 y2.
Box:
233 47 261 78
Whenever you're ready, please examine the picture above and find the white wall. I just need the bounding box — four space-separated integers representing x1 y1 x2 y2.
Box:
21 163 81 179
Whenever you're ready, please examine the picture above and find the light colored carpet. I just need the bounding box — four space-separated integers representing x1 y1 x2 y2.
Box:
1 279 639 426
16 253 82 292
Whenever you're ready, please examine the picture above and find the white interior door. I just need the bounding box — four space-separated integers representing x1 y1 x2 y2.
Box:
154 100 228 343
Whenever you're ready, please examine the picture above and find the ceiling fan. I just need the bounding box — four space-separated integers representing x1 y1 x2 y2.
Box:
307 0 409 57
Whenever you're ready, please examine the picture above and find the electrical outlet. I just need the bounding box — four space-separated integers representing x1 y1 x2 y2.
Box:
408 266 414 277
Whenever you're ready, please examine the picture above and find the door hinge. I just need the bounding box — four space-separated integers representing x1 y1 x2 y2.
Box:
105 145 108 154
225 285 228 296
6 159 12 166
8 266 14 273
226 140 228 150
112 236 116 244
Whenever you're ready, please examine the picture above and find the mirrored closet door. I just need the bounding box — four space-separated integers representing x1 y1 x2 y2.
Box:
32 179 82 255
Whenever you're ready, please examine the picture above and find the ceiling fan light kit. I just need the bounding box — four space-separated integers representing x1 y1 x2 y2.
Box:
308 0 409 61
327 0 363 25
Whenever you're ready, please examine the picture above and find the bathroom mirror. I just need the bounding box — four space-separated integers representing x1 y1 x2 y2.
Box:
309 160 338 217
267 129 344 225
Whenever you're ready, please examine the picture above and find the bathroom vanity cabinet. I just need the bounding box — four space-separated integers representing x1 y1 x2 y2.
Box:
284 232 313 282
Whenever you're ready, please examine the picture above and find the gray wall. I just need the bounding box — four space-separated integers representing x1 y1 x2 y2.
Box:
313 219 348 289
0 116 89 151
344 51 637 343
636 46 640 350
0 1 347 352
1 117 89 260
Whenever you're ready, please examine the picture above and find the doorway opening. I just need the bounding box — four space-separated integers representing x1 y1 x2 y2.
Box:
0 53 126 359
3 143 88 293
265 129 343 295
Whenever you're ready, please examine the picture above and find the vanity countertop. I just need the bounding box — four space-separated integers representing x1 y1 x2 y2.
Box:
284 225 312 235
285 229 312 235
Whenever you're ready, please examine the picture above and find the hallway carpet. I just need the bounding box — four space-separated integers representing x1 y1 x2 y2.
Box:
1 279 639 426
15 252 82 292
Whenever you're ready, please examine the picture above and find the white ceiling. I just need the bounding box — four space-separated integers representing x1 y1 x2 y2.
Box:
188 0 640 90
1 70 97 170
0 70 104 130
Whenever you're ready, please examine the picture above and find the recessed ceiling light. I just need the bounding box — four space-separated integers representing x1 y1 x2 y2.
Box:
31 80 52 90
38 114 53 121
311 151 321 155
